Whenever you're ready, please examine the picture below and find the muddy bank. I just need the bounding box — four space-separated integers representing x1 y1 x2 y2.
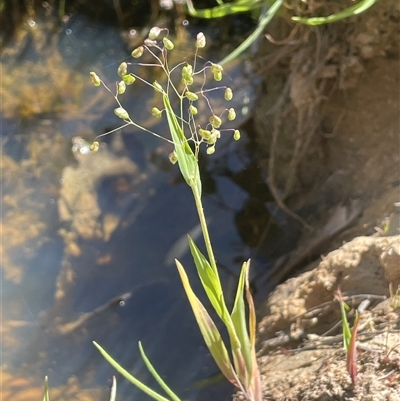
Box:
250 0 400 398
258 234 400 400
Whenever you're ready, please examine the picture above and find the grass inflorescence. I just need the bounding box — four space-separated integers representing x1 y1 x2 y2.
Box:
87 28 261 401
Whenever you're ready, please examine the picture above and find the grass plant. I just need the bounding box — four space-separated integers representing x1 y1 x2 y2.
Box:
291 0 379 25
185 0 380 64
336 289 371 386
88 28 261 401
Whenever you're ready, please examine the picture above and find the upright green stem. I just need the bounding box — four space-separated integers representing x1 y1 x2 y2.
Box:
192 182 244 356
192 186 218 276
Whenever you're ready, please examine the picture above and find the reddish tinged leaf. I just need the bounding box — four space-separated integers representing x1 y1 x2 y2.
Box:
347 311 360 386
244 261 262 401
231 261 252 385
336 288 351 351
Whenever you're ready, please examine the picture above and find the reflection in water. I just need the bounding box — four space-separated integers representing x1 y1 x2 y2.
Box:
164 222 204 266
0 8 279 401
54 291 133 335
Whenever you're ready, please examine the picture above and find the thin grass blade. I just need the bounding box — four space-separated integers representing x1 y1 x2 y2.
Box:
292 0 378 25
245 260 262 401
138 341 182 401
42 376 49 401
188 236 227 320
163 94 201 196
186 238 244 383
186 0 263 18
109 376 117 401
220 0 284 65
175 259 240 387
347 311 360 386
93 342 171 401
336 289 351 352
231 261 252 386
244 260 256 349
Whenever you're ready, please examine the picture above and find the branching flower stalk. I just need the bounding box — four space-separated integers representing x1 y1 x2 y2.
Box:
89 27 260 401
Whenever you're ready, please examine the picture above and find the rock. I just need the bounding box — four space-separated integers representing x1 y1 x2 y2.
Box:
259 235 400 341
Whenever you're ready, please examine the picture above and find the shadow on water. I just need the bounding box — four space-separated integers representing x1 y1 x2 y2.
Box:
1 4 301 401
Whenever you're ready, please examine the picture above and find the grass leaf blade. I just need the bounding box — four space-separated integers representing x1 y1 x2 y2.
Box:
175 259 240 386
138 341 182 401
231 261 252 385
93 342 171 401
292 0 378 25
186 0 264 18
336 289 352 351
163 94 201 196
109 376 117 401
220 0 284 65
42 376 49 401
244 260 262 401
188 236 226 320
347 311 360 386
